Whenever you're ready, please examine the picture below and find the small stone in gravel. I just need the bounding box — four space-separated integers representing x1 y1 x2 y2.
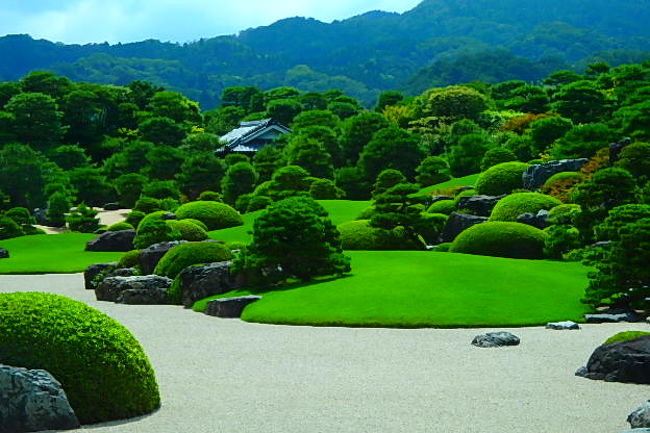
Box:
471 331 520 348
205 295 262 318
546 321 580 330
628 401 650 429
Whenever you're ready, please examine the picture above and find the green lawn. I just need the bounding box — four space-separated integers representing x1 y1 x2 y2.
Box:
417 173 480 196
194 250 592 328
210 200 371 244
0 234 124 274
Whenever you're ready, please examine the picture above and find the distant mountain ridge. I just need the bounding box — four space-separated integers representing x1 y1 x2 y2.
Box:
1 0 649 108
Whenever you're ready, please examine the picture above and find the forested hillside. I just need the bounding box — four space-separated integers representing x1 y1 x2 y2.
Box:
1 0 649 108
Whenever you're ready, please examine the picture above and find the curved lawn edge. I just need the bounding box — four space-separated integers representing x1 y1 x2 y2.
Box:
193 251 593 328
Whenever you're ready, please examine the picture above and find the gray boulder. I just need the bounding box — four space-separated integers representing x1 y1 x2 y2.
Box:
0 248 9 259
522 159 589 189
205 295 262 318
96 275 172 304
177 261 239 308
440 212 488 243
457 195 505 217
102 202 121 211
139 240 186 275
576 335 650 384
585 312 643 323
83 262 118 290
0 365 79 432
471 331 520 348
161 212 177 220
107 267 137 278
85 230 135 252
628 401 650 429
546 321 580 330
516 209 550 229
430 195 453 204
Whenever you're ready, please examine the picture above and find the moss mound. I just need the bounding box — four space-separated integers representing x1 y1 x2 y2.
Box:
167 219 208 241
427 199 455 215
174 201 243 230
118 249 141 268
178 218 208 231
107 221 134 232
604 331 650 345
489 192 562 222
0 292 160 424
475 161 530 196
153 241 234 278
338 220 422 250
450 221 547 259
136 210 168 231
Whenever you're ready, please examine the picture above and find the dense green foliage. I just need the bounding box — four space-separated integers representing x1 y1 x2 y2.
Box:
475 161 529 196
489 193 562 221
337 220 422 250
450 222 547 259
0 292 160 423
174 201 243 231
153 241 233 278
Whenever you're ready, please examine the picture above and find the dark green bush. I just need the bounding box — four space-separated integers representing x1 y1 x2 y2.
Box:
124 210 146 228
133 197 162 214
543 171 584 186
414 212 448 245
153 241 234 278
141 180 180 200
309 178 345 199
178 218 208 231
337 220 423 250
543 225 581 259
595 204 650 241
356 205 376 220
0 292 160 424
475 161 529 196
450 221 547 259
107 222 135 232
198 190 223 202
246 195 273 212
604 331 650 345
489 192 561 221
118 249 142 268
174 201 243 230
615 142 650 180
434 242 453 252
5 207 32 225
479 147 517 171
427 200 455 215
66 204 100 233
548 204 581 225
0 216 24 240
134 218 181 249
167 219 208 241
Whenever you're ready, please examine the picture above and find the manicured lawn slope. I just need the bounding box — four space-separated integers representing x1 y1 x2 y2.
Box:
194 251 592 327
417 173 480 196
209 200 370 244
0 234 123 274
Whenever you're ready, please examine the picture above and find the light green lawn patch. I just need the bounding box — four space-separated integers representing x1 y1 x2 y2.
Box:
194 250 592 328
209 200 370 244
604 331 650 345
0 234 124 274
417 173 480 196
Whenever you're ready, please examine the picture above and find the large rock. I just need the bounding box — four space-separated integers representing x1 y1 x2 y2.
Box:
628 401 650 429
95 275 172 304
139 241 187 275
471 331 520 348
205 296 262 318
0 248 9 259
457 195 505 217
177 261 239 308
522 159 589 190
546 321 580 330
0 365 79 432
516 209 550 229
610 137 632 164
440 212 488 243
83 262 118 290
85 230 135 252
584 311 643 323
576 335 650 384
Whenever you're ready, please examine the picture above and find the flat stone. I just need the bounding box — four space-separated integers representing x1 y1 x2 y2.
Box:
85 230 135 252
457 194 505 217
585 312 643 323
440 212 488 243
546 321 580 330
471 331 520 348
96 275 172 304
205 295 262 318
628 400 650 428
139 241 186 275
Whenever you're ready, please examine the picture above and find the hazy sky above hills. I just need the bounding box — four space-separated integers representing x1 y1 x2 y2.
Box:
0 0 421 44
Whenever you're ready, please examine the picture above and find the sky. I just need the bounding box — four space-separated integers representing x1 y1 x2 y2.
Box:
0 0 422 45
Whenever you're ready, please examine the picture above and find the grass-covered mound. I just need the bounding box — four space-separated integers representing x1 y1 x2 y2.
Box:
489 192 562 221
450 221 547 259
107 221 135 231
427 199 455 215
543 171 584 186
167 219 208 241
604 331 650 345
174 201 243 230
338 220 422 250
193 251 592 327
475 161 529 196
417 173 480 196
0 292 160 424
153 241 233 278
0 233 123 274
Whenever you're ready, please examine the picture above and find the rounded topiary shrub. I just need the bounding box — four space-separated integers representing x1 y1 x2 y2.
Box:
0 292 160 424
136 211 168 231
174 201 243 231
124 210 146 228
450 221 547 259
543 171 584 186
489 192 562 222
177 218 208 231
0 216 24 240
153 241 234 278
107 221 135 232
414 212 448 245
167 219 208 241
337 220 422 250
134 218 180 249
427 199 455 215
119 249 142 268
475 161 530 196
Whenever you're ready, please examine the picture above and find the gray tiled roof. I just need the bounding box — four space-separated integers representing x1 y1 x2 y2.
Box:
219 119 291 153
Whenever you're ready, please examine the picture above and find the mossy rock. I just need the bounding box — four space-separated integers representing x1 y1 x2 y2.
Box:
338 220 423 250
450 221 547 259
178 218 208 231
174 201 243 231
153 241 234 278
0 292 160 424
475 161 530 196
427 200 455 215
604 331 650 345
166 219 208 241
107 221 135 232
489 192 562 222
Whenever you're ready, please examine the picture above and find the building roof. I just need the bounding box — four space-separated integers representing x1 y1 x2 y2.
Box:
219 118 291 153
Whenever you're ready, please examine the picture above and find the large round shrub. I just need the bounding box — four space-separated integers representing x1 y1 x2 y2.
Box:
475 161 529 196
0 292 160 424
153 241 234 278
337 220 422 250
107 221 135 232
427 199 455 215
136 210 168 231
450 221 547 259
489 192 562 221
167 219 208 241
174 201 243 230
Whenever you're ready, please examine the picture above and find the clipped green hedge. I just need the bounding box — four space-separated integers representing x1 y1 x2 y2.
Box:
543 171 584 186
174 201 243 230
107 222 134 232
489 192 562 222
427 199 455 215
0 292 160 424
450 221 547 259
338 220 422 250
153 241 234 278
475 161 529 196
167 219 208 241
604 331 650 345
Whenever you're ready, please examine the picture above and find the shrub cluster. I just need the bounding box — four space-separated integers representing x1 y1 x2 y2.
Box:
337 220 423 250
475 161 529 196
174 201 243 230
450 221 547 259
153 241 234 278
489 192 561 221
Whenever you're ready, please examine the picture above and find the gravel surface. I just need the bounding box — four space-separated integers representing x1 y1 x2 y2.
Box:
1 273 648 433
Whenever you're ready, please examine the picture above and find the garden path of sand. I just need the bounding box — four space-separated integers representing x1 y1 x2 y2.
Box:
0 273 648 433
